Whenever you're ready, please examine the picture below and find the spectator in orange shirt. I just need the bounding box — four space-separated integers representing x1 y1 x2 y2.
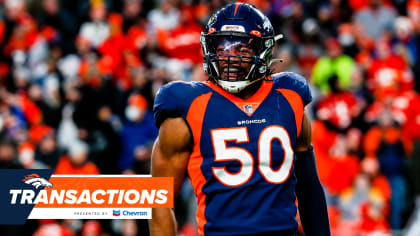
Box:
324 135 360 198
361 156 391 203
97 13 126 76
316 75 361 131
312 119 338 184
156 5 203 65
367 38 414 100
359 201 391 235
54 141 99 175
338 173 390 235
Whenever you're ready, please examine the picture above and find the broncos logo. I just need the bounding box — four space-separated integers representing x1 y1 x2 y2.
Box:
22 174 53 189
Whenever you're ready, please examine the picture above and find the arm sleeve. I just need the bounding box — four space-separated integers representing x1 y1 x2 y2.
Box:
295 146 330 236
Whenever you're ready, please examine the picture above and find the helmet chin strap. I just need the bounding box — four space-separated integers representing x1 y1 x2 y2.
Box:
268 34 284 66
274 34 283 41
269 58 283 66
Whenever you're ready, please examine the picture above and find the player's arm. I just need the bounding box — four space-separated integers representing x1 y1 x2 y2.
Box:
295 114 331 236
149 117 192 236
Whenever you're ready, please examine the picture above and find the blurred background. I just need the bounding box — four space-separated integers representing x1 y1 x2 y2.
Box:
0 0 419 235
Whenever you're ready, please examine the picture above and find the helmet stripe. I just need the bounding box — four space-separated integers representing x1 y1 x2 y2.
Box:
234 3 240 16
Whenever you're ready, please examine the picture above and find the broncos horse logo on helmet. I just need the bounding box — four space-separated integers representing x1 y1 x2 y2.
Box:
201 3 281 93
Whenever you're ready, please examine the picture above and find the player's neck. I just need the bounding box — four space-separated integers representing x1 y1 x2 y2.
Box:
233 80 263 100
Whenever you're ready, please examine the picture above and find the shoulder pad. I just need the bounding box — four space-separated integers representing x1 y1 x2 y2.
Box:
271 72 312 106
153 81 210 127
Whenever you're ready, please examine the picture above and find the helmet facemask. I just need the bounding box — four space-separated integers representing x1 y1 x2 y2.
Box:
201 32 274 93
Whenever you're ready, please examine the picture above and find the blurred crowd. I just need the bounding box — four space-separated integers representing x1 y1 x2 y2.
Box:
0 0 419 235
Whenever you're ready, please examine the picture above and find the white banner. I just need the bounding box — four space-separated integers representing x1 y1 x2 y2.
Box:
28 208 152 219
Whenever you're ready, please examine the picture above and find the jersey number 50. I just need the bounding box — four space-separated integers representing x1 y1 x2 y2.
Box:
211 126 294 187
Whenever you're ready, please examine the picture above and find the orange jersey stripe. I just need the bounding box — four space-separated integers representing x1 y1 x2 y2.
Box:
276 89 304 136
186 92 212 236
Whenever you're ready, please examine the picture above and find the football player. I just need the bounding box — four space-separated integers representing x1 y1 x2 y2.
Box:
149 3 330 236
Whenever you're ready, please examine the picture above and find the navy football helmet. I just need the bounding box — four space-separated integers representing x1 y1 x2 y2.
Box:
201 3 277 93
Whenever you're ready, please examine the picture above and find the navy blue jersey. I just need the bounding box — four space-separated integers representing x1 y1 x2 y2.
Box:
153 72 312 236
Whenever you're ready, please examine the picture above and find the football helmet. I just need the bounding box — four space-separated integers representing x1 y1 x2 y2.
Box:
201 3 276 93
